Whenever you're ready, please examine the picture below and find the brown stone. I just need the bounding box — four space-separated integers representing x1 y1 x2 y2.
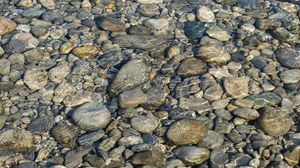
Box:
0 17 16 36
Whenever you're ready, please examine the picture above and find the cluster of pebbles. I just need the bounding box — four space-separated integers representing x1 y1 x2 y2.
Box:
0 0 300 167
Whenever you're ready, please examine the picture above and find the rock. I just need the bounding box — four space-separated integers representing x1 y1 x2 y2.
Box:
200 131 224 149
247 92 281 107
128 25 152 35
65 145 93 168
0 59 10 75
132 148 165 166
137 0 163 3
184 21 206 42
119 88 148 108
118 135 143 147
112 35 168 50
206 26 231 41
72 45 98 59
130 114 158 133
224 77 248 99
24 48 46 63
167 118 207 145
233 108 259 120
49 62 70 83
12 162 38 168
77 129 105 146
27 116 54 134
110 59 149 94
51 121 79 149
31 25 49 37
197 44 231 65
203 85 223 101
0 17 16 35
38 0 55 9
7 33 39 53
196 6 215 22
237 0 263 9
255 18 281 30
141 80 167 110
280 69 300 84
96 16 125 32
24 66 48 90
145 18 169 34
276 48 300 69
0 129 34 152
284 146 300 166
59 42 74 55
138 4 160 17
21 8 46 19
174 146 210 165
210 150 228 168
258 106 293 137
72 102 111 131
17 0 34 8
176 57 207 78
179 97 211 114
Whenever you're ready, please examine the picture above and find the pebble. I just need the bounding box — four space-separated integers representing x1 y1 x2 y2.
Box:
72 102 111 131
48 62 70 83
200 131 224 149
174 146 210 165
176 57 207 78
23 66 48 91
38 0 56 10
112 35 167 50
96 16 125 32
132 148 165 166
119 88 148 108
72 45 98 59
0 59 10 76
7 33 39 53
0 17 16 35
206 26 231 41
137 0 163 4
167 119 207 145
276 48 300 69
184 21 206 42
258 106 293 137
197 44 231 65
247 92 282 107
224 77 249 99
145 18 169 34
196 6 215 23
280 69 300 84
284 146 300 166
130 114 158 133
210 149 228 168
233 108 259 120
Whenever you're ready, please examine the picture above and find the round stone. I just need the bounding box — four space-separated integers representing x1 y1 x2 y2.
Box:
196 6 215 23
167 118 207 145
197 44 231 65
24 66 48 90
276 48 300 69
0 17 16 35
224 77 249 99
72 102 111 131
176 57 207 78
233 108 259 120
174 146 210 165
131 114 158 133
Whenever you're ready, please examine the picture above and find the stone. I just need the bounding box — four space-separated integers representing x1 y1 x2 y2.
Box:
210 150 228 168
237 0 263 9
0 17 16 35
174 146 210 165
224 77 249 99
65 145 93 168
24 66 48 90
199 131 224 149
7 33 39 53
24 48 46 63
247 92 281 107
0 59 10 75
38 0 55 10
206 26 231 41
59 42 74 55
258 106 293 137
130 114 158 133
179 97 211 114
128 25 152 35
145 18 169 34
132 148 165 166
176 57 207 78
233 108 259 120
203 85 223 101
138 4 160 17
96 16 125 32
21 8 46 19
137 0 163 3
184 21 206 42
77 129 105 146
196 6 215 22
112 35 167 50
119 88 148 108
284 146 300 166
27 116 54 134
255 19 281 30
118 135 143 147
31 25 49 37
275 48 300 69
72 102 111 131
49 62 70 83
110 59 149 94
72 45 98 59
167 118 207 145
197 44 231 65
280 69 300 84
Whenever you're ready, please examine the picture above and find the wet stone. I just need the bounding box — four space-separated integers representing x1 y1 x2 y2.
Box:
174 146 210 165
176 57 207 78
247 92 282 107
24 66 48 91
197 44 231 65
196 6 215 23
0 59 10 76
72 45 98 59
206 26 231 41
96 16 125 32
280 69 300 84
199 131 224 149
233 108 259 120
130 114 158 133
224 77 249 99
210 150 228 168
7 33 39 53
0 17 16 35
132 148 165 166
179 97 211 114
276 48 300 69
184 21 206 42
119 88 148 108
77 129 105 146
26 116 54 134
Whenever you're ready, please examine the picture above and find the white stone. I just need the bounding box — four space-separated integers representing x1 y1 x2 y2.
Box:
196 6 215 23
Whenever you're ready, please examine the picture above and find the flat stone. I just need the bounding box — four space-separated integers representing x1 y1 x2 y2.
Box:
258 106 293 137
200 131 224 149
72 45 98 59
38 0 55 10
224 77 249 99
167 118 207 145
112 35 168 50
132 148 165 166
247 92 281 107
77 129 105 146
174 146 210 165
276 48 300 69
197 44 231 65
0 59 10 75
7 33 39 53
206 26 231 41
145 18 169 34
0 17 16 35
110 59 149 94
137 0 163 4
24 48 46 63
284 146 300 166
119 88 147 108
72 102 111 131
280 69 300 84
179 97 211 114
184 21 206 42
203 85 223 101
130 114 158 133
210 149 228 168
177 57 207 78
24 66 48 90
96 16 125 32
196 6 215 22
49 62 70 83
233 108 259 120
